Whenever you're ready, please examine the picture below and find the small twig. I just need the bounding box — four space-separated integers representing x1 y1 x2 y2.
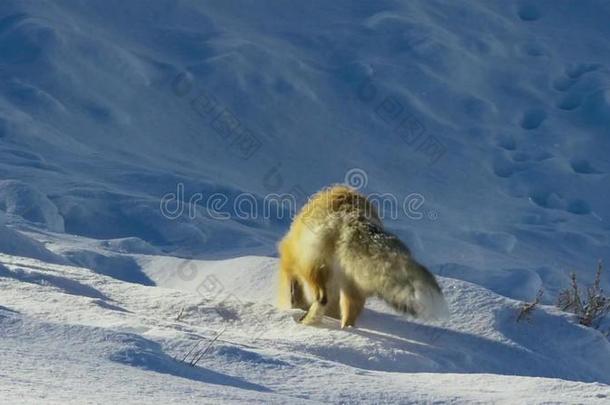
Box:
190 326 226 367
176 306 185 321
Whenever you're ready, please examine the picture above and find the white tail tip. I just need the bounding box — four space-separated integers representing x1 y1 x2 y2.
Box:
414 284 450 321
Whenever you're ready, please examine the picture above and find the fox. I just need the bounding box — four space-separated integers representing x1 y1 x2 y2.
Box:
278 184 448 328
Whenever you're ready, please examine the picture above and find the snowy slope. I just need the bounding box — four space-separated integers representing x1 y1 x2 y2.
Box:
2 251 610 404
1 0 610 403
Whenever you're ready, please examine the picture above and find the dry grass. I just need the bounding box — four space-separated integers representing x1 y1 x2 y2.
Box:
517 289 544 323
176 327 227 367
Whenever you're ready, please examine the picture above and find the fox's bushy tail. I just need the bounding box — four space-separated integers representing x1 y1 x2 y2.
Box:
337 215 449 321
378 263 449 320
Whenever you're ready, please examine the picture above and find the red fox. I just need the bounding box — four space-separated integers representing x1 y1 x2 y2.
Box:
278 185 448 327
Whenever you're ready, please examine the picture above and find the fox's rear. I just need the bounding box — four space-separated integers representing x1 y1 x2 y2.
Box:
277 185 379 321
278 185 448 327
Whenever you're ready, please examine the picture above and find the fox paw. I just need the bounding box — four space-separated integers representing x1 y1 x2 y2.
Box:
299 311 322 325
299 316 320 325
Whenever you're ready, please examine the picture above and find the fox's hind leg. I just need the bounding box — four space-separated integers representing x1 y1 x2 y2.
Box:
299 263 331 325
339 281 365 328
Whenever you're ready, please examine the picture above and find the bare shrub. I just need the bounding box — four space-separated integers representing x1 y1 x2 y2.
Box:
557 261 609 330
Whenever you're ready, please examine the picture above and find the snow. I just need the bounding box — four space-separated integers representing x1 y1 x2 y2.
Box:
1 0 610 402
2 252 610 403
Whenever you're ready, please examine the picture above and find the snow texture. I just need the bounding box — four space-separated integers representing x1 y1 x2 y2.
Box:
1 0 610 403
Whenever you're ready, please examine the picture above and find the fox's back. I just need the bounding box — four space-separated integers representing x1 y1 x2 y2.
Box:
293 184 380 232
280 185 381 269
